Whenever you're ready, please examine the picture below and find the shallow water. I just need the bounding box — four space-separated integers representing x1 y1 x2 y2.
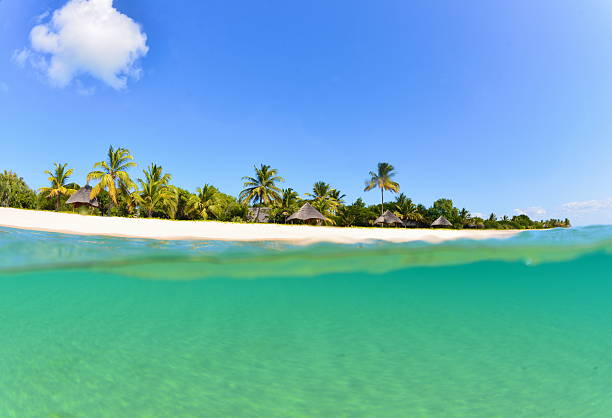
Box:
1 226 612 417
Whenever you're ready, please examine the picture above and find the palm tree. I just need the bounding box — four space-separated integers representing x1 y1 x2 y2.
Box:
39 163 76 211
306 181 343 219
239 164 283 222
328 188 346 205
119 182 142 217
163 186 180 219
187 184 222 220
138 164 174 218
393 193 425 223
459 208 471 226
364 162 400 215
87 146 137 206
273 188 300 221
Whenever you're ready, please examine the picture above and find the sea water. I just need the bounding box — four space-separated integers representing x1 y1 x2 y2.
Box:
1 226 612 417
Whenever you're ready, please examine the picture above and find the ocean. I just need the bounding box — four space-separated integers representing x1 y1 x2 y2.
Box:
1 226 611 417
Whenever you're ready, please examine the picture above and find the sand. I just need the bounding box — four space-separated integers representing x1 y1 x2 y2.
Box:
0 207 520 244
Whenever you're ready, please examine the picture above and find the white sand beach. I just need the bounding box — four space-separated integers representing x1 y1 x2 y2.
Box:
0 207 521 244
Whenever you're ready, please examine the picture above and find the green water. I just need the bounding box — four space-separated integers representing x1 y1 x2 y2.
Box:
1 227 612 417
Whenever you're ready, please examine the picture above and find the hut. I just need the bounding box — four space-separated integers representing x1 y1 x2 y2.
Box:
374 210 404 227
431 216 452 228
286 203 326 225
247 207 271 223
66 185 99 209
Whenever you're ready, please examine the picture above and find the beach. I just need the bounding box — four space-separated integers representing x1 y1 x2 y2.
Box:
0 207 519 244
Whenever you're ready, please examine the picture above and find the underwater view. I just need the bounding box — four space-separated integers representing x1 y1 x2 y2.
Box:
1 226 612 417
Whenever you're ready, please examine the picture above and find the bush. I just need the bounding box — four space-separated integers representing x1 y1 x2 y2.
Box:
0 171 37 209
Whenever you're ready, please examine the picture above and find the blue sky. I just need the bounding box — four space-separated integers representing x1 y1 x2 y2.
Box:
1 0 612 225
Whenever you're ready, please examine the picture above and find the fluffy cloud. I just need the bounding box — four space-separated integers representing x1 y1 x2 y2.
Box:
17 0 148 89
514 206 547 218
561 199 612 214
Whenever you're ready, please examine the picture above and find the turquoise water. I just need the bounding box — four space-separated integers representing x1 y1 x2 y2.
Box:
1 227 612 417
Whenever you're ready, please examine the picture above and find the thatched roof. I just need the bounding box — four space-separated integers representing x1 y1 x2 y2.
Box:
287 203 326 223
66 185 99 208
431 216 452 227
374 210 404 226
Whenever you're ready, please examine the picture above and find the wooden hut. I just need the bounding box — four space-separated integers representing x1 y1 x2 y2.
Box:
66 185 99 209
374 210 404 227
286 203 326 225
431 216 452 228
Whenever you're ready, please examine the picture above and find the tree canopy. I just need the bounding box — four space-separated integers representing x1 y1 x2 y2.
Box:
0 153 570 230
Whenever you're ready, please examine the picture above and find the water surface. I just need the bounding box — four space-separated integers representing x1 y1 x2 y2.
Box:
1 226 611 417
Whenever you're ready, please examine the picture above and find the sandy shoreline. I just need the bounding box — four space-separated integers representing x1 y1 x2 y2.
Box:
0 207 521 244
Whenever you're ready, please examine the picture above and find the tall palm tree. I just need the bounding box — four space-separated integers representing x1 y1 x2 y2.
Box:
138 164 174 218
87 146 137 206
364 162 400 215
187 184 222 220
239 164 283 222
39 163 76 211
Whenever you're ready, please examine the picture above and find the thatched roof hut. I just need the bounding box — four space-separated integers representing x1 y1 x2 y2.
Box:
374 210 404 227
66 185 99 208
286 203 326 225
431 216 452 228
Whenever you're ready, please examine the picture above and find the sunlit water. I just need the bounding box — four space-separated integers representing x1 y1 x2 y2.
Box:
1 226 612 417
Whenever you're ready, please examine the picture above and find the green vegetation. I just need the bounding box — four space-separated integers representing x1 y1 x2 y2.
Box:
239 164 283 223
306 181 344 224
365 162 400 215
39 163 76 211
87 146 137 206
138 164 175 218
0 171 36 209
0 149 570 229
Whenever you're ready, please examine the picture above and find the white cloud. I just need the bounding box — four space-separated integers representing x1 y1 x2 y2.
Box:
16 0 148 89
561 199 612 215
34 10 50 24
514 206 547 218
12 48 30 67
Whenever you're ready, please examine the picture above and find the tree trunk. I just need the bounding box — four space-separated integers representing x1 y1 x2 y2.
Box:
380 188 384 215
56 194 60 212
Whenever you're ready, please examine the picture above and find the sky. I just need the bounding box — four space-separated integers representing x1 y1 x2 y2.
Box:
1 0 612 225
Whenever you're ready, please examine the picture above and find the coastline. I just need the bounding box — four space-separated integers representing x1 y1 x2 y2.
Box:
0 207 521 244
